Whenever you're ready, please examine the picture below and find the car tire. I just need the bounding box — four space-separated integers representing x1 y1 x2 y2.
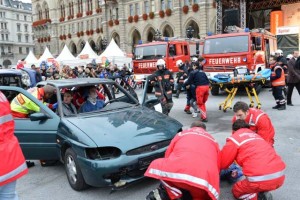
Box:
64 148 89 191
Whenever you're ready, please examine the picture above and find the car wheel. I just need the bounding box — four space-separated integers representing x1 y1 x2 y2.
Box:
64 148 89 191
211 85 220 96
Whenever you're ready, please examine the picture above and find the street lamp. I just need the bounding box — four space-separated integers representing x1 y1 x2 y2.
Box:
186 26 194 39
154 29 162 41
101 37 108 50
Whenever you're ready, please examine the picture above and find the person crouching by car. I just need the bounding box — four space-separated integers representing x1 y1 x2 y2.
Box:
0 91 28 199
220 119 285 200
145 121 220 200
150 59 174 116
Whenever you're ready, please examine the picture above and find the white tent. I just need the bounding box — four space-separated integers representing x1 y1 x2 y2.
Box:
37 47 54 63
98 38 132 68
56 45 76 61
55 45 86 67
24 50 38 67
76 41 98 59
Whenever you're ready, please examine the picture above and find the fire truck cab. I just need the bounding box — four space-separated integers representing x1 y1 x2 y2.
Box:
133 39 202 78
202 26 277 95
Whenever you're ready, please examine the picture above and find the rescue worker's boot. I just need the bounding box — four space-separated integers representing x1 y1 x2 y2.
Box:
272 104 280 109
258 192 273 200
277 104 286 110
184 105 192 114
146 184 170 200
173 90 180 98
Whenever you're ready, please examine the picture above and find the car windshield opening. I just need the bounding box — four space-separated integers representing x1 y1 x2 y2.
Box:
204 35 249 54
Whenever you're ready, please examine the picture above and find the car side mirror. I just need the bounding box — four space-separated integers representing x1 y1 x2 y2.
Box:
29 112 49 121
144 98 160 109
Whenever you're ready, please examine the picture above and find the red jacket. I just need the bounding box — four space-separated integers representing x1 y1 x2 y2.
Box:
220 128 285 181
0 91 28 186
232 108 275 145
145 127 220 200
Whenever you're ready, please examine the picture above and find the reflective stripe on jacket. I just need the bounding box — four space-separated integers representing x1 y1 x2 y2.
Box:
145 127 220 200
221 128 285 182
232 108 275 146
10 87 43 115
271 66 285 86
0 91 28 186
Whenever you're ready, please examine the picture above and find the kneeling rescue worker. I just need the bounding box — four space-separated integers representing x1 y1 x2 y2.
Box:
220 119 285 200
145 121 220 200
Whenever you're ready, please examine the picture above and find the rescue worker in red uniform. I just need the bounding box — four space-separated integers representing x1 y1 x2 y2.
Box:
232 101 275 146
10 85 57 118
269 55 286 110
221 119 285 200
150 59 174 116
0 91 28 199
183 58 210 122
145 121 220 200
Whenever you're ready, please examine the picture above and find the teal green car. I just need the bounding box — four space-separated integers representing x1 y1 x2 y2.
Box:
0 78 182 191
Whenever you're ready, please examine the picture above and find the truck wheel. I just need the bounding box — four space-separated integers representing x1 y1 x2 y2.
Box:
211 85 220 96
64 148 89 191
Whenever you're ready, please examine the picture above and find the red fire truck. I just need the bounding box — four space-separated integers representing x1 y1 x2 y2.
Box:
133 38 203 91
202 26 277 95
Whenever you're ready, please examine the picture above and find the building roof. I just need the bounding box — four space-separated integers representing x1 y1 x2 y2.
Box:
3 0 32 11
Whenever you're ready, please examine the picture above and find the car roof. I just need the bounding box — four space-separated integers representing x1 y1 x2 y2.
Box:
38 78 115 88
0 69 22 76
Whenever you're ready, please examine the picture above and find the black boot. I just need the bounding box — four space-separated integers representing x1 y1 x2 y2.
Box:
173 90 180 98
258 192 273 200
26 161 35 168
146 184 170 200
277 104 286 110
272 104 280 109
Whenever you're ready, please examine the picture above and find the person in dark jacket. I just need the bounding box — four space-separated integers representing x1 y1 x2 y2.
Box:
270 55 286 110
150 59 174 116
174 60 187 98
286 51 300 106
184 59 196 114
184 61 210 122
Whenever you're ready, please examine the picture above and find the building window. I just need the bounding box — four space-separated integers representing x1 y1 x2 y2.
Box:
135 3 140 15
8 46 11 53
194 0 199 3
167 0 172 9
25 35 29 43
161 0 165 10
4 23 7 29
129 4 133 16
1 34 4 41
24 24 28 32
17 24 21 32
116 8 119 19
1 46 4 53
144 1 150 14
5 34 8 41
151 0 155 12
17 14 19 20
26 47 29 54
18 35 21 42
19 47 22 54
24 15 27 21
0 23 3 29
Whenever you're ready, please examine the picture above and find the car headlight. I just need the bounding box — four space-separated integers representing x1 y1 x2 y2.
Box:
86 147 121 160
21 70 31 86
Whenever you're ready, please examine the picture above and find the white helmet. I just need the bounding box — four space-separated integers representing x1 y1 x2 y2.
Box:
191 57 198 62
156 59 166 69
286 54 293 59
270 51 276 56
176 59 183 67
275 49 283 56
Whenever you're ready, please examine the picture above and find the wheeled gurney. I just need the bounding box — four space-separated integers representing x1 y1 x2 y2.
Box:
209 69 271 112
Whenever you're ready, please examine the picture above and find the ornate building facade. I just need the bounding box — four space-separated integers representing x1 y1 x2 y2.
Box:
0 0 34 67
32 0 216 57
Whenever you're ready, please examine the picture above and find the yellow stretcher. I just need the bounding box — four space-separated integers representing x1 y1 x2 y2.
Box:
210 77 267 112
